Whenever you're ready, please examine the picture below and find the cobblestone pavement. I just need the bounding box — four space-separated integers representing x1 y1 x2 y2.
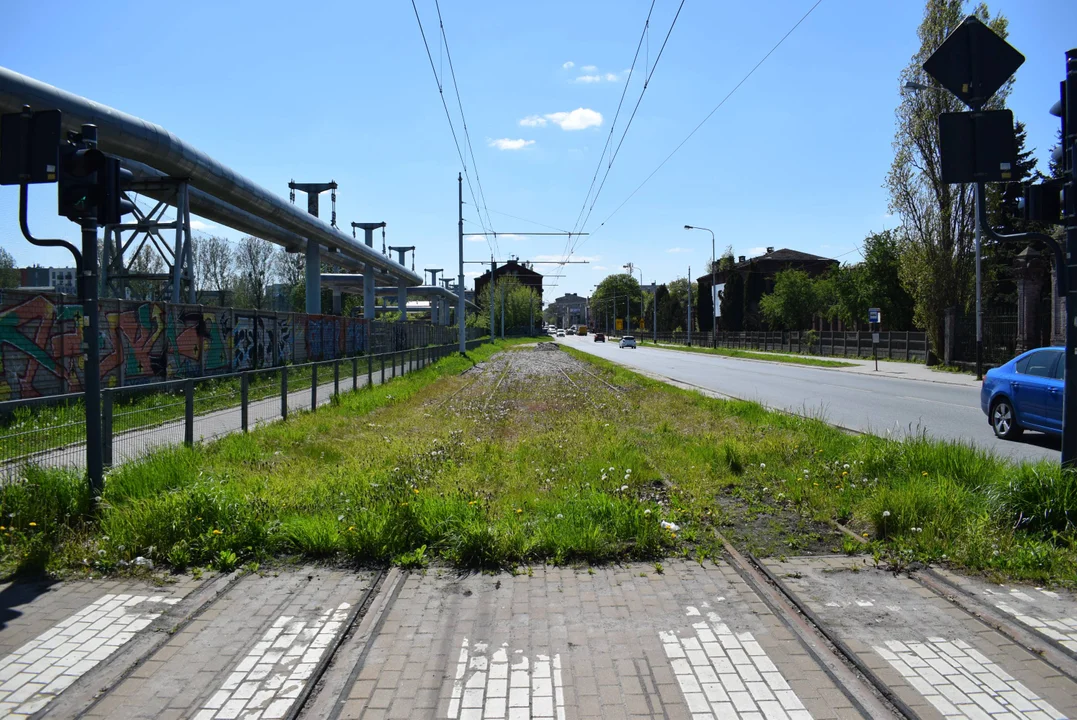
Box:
2 559 1076 718
762 556 1077 720
322 561 865 720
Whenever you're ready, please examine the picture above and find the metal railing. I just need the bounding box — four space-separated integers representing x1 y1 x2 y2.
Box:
646 330 931 362
0 339 486 482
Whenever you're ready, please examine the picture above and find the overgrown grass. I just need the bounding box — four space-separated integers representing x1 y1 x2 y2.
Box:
1 339 1073 588
646 342 857 368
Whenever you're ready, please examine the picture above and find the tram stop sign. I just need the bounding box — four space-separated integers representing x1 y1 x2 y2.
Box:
922 15 1025 110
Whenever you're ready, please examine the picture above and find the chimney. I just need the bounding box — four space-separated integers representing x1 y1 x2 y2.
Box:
738 255 745 263
766 246 774 253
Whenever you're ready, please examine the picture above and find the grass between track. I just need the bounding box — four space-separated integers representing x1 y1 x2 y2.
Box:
0 340 1073 588
639 341 857 368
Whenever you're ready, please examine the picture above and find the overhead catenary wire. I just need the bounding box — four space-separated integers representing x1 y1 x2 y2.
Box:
572 0 825 258
433 0 500 257
410 0 497 256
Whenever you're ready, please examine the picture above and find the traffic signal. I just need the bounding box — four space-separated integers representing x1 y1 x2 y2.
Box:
57 144 134 224
1018 181 1063 224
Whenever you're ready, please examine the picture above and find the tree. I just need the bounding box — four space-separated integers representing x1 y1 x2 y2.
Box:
666 277 696 332
860 230 915 329
195 235 235 305
717 249 745 331
233 236 275 310
887 1 1010 353
592 273 642 331
0 248 19 289
759 269 819 330
274 246 305 311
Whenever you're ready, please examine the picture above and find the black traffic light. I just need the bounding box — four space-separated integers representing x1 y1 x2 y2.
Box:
57 144 135 225
1018 181 1063 224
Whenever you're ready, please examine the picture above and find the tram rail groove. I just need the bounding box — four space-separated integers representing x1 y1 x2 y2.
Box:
712 531 910 719
910 567 1077 678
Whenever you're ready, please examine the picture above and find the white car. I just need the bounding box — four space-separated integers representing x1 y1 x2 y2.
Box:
556 330 566 337
619 336 636 349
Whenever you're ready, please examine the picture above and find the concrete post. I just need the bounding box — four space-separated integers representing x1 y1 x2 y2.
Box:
305 241 320 314
332 289 342 315
363 231 375 324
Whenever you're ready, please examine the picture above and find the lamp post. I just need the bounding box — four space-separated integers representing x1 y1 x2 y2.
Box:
685 225 716 346
623 263 644 341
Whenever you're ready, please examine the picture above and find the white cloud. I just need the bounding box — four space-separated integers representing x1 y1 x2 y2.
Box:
488 138 535 150
581 65 597 72
497 234 524 242
190 219 216 231
544 108 603 131
575 75 602 83
562 61 574 69
666 247 692 254
519 115 547 128
743 246 768 257
605 73 620 82
465 235 486 243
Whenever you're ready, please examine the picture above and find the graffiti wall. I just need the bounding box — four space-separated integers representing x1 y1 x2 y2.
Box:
0 290 384 401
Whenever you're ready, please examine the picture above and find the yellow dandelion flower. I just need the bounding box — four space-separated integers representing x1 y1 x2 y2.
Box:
28 522 37 527
921 471 928 476
347 526 355 532
516 508 523 514
212 529 222 535
413 488 420 494
842 471 848 477
671 533 677 539
862 532 869 537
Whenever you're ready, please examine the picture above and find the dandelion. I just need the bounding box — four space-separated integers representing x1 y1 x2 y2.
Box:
28 522 37 527
862 532 869 538
760 463 766 469
843 463 850 470
468 500 476 506
516 508 523 514
413 488 420 494
882 511 891 518
803 469 810 475
347 526 355 532
212 529 223 535
620 485 629 492
671 533 677 539
922 471 928 476
556 513 564 520
842 471 848 477
644 509 651 515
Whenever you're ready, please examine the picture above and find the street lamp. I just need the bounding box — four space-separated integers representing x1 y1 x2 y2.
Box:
624 263 645 342
685 225 716 346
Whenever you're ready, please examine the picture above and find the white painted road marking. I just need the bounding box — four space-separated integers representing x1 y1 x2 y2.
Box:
873 637 1068 719
994 602 1077 654
447 638 565 719
0 593 167 718
195 602 350 720
661 608 812 720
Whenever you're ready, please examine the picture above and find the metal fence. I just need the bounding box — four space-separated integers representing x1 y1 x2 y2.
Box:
0 339 485 482
0 288 474 401
645 330 931 362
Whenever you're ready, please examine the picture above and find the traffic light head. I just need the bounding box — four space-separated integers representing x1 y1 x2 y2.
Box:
57 145 134 224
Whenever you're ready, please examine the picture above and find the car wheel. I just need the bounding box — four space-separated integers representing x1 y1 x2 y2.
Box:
991 398 1023 440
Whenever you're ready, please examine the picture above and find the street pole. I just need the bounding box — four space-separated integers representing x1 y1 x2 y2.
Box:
975 183 983 380
501 283 505 340
653 280 657 345
82 221 103 496
686 225 717 346
1062 49 1077 467
687 265 692 346
457 173 465 353
489 256 495 341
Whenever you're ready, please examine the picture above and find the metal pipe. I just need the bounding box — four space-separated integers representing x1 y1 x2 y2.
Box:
0 66 421 286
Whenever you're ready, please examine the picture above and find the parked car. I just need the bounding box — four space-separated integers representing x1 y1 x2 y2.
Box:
556 330 566 337
594 333 606 342
619 336 637 349
981 346 1063 439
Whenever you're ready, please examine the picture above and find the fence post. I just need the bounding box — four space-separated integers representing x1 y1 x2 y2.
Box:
392 352 397 379
905 331 911 362
311 363 318 409
887 333 892 360
367 353 373 388
281 366 288 420
381 354 386 385
102 390 113 468
334 360 340 397
241 372 249 432
352 356 358 391
184 379 194 447
843 332 847 357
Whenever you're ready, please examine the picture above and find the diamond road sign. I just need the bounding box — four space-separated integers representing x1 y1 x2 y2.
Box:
922 15 1024 109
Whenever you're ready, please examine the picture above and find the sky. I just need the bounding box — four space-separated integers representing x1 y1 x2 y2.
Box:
1 0 1074 304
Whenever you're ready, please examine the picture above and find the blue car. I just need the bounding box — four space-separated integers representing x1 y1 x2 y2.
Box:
981 347 1064 439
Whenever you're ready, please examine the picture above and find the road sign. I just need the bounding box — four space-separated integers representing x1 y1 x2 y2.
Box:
872 332 881 344
868 308 881 323
922 15 1025 110
615 318 623 331
939 110 1016 183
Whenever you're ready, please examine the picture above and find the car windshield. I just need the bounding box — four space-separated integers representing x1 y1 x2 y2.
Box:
624 337 634 341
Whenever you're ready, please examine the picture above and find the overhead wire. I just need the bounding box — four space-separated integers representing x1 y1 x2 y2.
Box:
572 0 825 257
434 0 500 257
410 0 497 256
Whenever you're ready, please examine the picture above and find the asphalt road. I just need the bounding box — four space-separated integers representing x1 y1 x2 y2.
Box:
559 334 1059 463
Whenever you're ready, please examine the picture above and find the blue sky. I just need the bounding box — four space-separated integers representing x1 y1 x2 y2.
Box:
1 0 1074 301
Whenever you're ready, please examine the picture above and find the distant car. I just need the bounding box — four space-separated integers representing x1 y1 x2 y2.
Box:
556 330 566 337
577 327 588 336
619 336 636 349
594 333 605 342
981 346 1063 439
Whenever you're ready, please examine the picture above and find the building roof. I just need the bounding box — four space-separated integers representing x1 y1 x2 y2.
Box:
697 248 837 284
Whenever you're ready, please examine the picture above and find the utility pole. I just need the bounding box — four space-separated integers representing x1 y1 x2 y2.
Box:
687 265 692 346
500 282 505 339
974 184 983 380
457 173 466 352
1061 50 1077 466
653 280 657 345
81 218 103 496
489 256 496 340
